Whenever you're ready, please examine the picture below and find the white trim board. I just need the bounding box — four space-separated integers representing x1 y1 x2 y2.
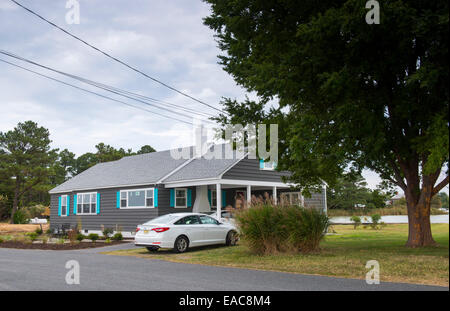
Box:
164 178 291 188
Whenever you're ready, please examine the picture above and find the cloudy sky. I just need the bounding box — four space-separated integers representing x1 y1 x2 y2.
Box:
0 0 447 193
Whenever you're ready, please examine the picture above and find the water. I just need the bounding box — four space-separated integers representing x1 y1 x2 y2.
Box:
330 214 449 224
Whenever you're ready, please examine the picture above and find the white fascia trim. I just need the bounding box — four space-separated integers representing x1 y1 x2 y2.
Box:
163 177 220 188
49 182 158 194
164 178 290 188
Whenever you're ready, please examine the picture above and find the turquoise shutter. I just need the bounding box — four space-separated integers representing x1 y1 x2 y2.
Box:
58 196 61 216
73 195 77 215
207 189 211 205
222 190 226 207
169 189 175 207
66 195 70 216
96 193 100 214
187 189 192 207
154 188 158 207
116 191 120 208
259 159 264 169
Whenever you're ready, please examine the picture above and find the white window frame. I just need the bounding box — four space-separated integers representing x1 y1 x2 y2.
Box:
60 195 68 217
120 188 155 209
261 161 276 170
282 192 302 205
175 188 187 208
76 192 98 215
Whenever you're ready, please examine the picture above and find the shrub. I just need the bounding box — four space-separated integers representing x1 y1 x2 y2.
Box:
45 228 52 235
67 230 78 244
88 233 99 242
370 214 382 229
236 202 329 254
35 227 43 235
102 227 114 238
23 204 49 218
76 233 85 242
13 209 29 224
350 215 362 229
26 232 38 242
105 238 111 244
112 232 123 241
0 237 4 243
284 206 330 252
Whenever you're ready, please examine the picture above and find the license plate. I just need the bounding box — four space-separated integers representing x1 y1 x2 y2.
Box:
143 230 149 234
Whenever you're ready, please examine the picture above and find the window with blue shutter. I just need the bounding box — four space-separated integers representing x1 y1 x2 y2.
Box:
73 194 77 214
154 188 158 207
96 193 100 214
259 159 264 169
66 195 70 216
187 189 192 207
58 196 61 216
170 189 175 207
222 190 226 207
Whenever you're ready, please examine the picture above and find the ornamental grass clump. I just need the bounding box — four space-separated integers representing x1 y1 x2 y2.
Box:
235 195 329 255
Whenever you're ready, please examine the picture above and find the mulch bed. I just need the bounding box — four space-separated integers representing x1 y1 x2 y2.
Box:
0 240 129 250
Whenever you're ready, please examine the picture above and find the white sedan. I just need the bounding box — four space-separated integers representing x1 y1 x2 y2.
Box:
134 213 239 253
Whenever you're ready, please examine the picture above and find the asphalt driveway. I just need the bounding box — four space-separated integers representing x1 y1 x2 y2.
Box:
0 243 447 291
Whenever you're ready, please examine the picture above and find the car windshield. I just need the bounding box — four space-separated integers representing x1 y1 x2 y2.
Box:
143 214 179 225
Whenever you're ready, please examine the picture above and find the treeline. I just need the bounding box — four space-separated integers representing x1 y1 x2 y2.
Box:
0 121 156 221
327 173 448 211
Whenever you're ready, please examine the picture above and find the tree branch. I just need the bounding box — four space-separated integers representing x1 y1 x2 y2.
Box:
388 159 407 191
433 175 449 196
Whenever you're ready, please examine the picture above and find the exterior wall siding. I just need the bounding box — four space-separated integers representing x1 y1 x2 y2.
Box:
222 157 290 182
303 190 327 212
50 184 195 233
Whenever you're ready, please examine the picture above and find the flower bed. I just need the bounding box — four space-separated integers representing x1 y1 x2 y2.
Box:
0 240 128 250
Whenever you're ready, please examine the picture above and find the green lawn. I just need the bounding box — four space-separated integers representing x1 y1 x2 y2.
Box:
103 224 449 287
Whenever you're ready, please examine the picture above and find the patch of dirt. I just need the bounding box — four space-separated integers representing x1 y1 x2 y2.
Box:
0 223 50 233
0 240 127 250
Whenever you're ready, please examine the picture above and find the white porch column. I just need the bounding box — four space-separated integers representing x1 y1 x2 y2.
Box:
246 185 251 204
273 186 277 204
192 185 211 213
216 183 221 219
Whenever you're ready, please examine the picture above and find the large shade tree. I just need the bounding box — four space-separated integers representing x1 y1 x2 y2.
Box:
204 0 449 246
0 121 57 223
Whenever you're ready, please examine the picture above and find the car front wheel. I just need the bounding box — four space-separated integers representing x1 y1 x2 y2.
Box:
226 230 238 246
174 236 189 253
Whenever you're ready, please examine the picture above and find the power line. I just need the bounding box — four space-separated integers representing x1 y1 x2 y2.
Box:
0 49 216 123
0 57 195 126
9 0 225 114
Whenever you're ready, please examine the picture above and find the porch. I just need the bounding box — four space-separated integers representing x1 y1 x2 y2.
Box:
164 178 298 218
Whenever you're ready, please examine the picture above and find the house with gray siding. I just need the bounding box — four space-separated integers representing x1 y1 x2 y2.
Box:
49 144 327 237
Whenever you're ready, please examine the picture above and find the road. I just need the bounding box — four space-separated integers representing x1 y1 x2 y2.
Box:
0 243 447 291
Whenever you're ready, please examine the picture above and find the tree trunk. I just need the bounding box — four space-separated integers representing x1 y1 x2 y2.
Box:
9 177 20 224
405 189 436 247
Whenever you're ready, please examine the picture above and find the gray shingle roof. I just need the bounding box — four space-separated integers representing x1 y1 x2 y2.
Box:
49 144 245 194
49 148 195 194
162 144 243 182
